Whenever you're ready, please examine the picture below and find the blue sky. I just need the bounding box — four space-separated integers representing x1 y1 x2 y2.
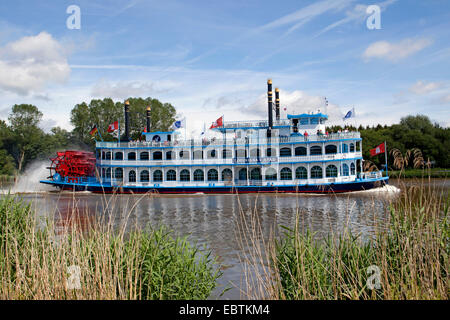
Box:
0 0 449 135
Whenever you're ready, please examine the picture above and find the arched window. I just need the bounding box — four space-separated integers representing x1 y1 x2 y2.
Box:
114 152 123 160
280 147 292 157
266 148 275 157
222 149 232 159
193 150 203 160
350 163 356 175
310 166 323 179
153 170 163 182
280 167 292 180
250 168 262 180
238 168 247 180
342 144 349 153
295 146 307 156
193 169 204 181
102 151 106 160
128 152 136 160
140 152 149 160
350 143 355 152
325 145 337 154
140 170 149 182
153 151 162 160
207 150 217 159
207 169 218 181
106 152 112 160
236 149 246 158
342 164 349 176
114 168 123 179
222 168 232 181
265 168 277 180
106 168 111 178
166 151 175 160
166 170 176 181
250 148 260 157
179 150 189 159
310 146 322 155
180 169 190 181
326 165 338 177
129 170 136 182
295 167 307 179
102 168 106 178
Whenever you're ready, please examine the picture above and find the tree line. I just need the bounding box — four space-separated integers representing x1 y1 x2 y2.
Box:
0 98 177 176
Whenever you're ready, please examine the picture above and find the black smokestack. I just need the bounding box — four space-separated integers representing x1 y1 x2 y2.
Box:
124 100 130 142
275 88 280 121
146 105 151 133
267 79 273 138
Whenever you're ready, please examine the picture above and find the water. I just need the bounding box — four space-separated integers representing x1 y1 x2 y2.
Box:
1 179 448 299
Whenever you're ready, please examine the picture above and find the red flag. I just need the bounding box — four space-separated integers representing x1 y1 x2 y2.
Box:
210 116 223 129
107 121 119 133
370 143 385 156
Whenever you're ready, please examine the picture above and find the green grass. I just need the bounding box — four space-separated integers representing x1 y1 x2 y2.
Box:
389 168 449 178
0 196 222 300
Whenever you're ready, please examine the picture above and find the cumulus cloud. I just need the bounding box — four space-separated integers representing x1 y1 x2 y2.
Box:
0 32 70 95
408 80 442 95
91 80 180 100
363 38 432 62
241 89 344 123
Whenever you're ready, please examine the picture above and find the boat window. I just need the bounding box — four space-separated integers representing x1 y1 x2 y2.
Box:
128 152 136 160
350 143 355 152
280 167 292 180
166 151 174 160
106 152 112 160
325 145 337 154
114 168 123 179
265 168 277 181
114 152 123 160
280 147 292 157
180 169 190 181
266 148 275 157
342 144 348 153
310 146 322 155
166 170 176 181
193 169 204 181
102 151 106 160
310 166 323 179
300 118 309 125
238 168 247 180
350 163 356 175
342 164 349 176
140 152 149 160
295 167 307 179
153 170 163 182
326 165 338 177
295 147 307 156
129 170 136 182
140 170 149 182
310 118 319 124
153 151 163 160
250 168 262 180
207 169 218 181
222 168 232 181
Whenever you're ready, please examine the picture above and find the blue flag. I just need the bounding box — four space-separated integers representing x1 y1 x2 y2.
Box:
343 108 355 121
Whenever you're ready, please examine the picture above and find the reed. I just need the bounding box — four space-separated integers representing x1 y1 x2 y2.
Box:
0 194 221 300
238 181 449 300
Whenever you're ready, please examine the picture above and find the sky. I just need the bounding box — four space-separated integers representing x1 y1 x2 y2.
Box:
0 0 449 136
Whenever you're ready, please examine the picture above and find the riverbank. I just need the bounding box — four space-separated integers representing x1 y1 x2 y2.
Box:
0 196 221 299
388 168 449 178
239 180 449 300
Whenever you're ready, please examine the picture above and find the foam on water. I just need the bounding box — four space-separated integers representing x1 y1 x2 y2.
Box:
0 160 53 194
351 184 401 194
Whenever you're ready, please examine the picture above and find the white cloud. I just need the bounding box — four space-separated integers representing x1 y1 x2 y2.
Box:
0 32 70 95
408 80 442 95
363 38 433 62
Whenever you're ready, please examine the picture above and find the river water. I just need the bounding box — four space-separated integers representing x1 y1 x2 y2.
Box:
1 179 448 299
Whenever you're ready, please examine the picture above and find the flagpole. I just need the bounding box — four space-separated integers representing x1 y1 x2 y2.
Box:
118 120 121 145
384 141 388 177
96 124 104 142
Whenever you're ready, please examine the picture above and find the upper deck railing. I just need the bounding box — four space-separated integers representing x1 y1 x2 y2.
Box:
221 119 291 129
96 132 361 149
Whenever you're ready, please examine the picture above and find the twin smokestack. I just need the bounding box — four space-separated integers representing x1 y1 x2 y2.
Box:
123 101 151 142
267 79 281 138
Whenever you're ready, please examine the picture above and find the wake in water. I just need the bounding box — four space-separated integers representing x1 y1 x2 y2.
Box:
1 160 53 194
352 184 401 194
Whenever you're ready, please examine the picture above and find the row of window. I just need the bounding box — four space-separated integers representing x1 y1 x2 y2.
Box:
100 143 358 161
103 163 356 183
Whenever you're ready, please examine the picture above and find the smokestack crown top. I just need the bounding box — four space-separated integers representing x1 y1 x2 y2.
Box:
275 88 280 92
267 79 272 84
146 106 151 111
125 100 130 105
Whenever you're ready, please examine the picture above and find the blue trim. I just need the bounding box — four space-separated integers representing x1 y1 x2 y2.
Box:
287 113 328 119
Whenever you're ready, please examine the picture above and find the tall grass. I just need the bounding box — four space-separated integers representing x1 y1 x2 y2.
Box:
238 182 449 300
0 195 221 300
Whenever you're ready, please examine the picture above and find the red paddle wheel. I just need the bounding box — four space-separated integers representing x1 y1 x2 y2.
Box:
48 150 96 182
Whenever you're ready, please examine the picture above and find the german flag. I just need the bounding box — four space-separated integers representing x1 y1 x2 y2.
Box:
89 125 98 136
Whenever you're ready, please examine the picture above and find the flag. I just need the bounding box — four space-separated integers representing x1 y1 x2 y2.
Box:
343 108 355 121
89 125 98 136
107 121 119 133
171 118 186 131
370 143 385 156
210 116 223 129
